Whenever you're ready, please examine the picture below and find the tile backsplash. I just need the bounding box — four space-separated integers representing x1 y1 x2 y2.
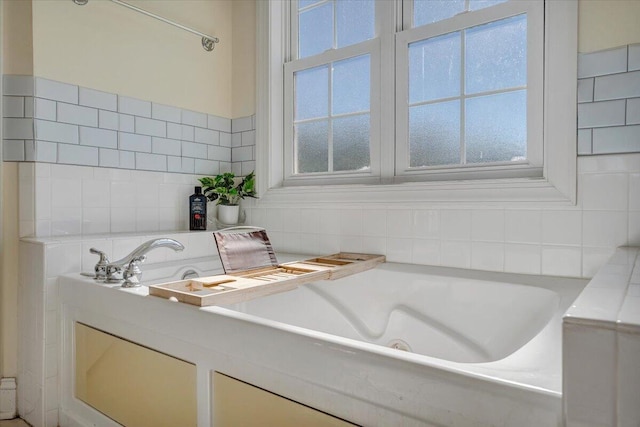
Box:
577 44 640 155
2 75 256 175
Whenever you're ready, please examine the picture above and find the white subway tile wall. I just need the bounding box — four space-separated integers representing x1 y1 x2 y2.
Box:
2 75 256 174
577 44 640 155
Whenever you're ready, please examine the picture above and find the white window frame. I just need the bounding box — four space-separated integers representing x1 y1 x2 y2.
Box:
284 39 382 186
395 0 544 182
255 0 577 205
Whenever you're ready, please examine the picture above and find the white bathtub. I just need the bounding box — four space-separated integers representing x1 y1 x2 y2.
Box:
226 263 560 364
59 256 586 427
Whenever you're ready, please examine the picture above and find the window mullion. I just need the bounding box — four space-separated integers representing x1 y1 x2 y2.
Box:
328 61 334 172
460 29 466 165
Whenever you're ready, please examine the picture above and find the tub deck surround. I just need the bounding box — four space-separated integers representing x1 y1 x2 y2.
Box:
563 246 640 426
58 258 586 427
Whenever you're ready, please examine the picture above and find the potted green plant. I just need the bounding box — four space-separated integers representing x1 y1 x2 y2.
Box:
198 171 256 225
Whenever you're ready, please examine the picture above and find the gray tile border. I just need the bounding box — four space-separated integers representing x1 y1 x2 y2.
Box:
207 145 231 162
24 140 35 161
34 140 58 163
135 116 167 138
627 98 640 125
79 87 117 111
34 120 78 144
578 100 626 129
118 96 151 118
3 96 25 117
167 122 182 140
3 139 26 161
152 103 181 123
118 132 151 153
4 118 34 139
181 141 208 159
99 148 120 168
34 98 57 121
151 137 181 156
593 125 640 154
208 114 231 132
98 110 119 130
119 151 136 169
629 44 640 72
58 143 99 166
577 129 593 155
2 75 255 173
182 110 207 128
241 130 256 146
135 152 167 172
35 78 78 104
594 70 640 101
57 103 98 127
118 114 135 133
194 158 219 175
79 126 118 149
194 127 218 145
231 116 253 133
3 75 34 96
578 46 628 78
577 78 594 103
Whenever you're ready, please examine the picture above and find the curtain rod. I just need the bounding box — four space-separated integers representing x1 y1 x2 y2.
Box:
73 0 220 52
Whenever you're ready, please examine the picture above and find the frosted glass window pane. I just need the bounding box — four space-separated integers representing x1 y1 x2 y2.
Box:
337 0 375 48
409 33 460 104
295 66 328 121
465 90 526 164
469 0 508 11
333 114 370 171
465 14 527 94
299 3 333 58
296 121 329 173
409 33 461 104
413 0 464 27
409 101 460 167
299 0 322 9
333 55 370 115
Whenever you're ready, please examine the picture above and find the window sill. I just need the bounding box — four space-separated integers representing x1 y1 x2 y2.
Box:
256 176 575 207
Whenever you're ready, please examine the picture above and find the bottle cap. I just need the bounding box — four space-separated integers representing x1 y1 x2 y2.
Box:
195 186 202 194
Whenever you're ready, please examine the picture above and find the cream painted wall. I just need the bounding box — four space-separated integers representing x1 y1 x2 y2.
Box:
0 164 19 378
32 0 234 117
2 0 33 75
1 0 32 378
579 0 640 52
232 0 256 118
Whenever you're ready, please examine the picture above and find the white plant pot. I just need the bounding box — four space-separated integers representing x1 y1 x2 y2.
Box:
217 204 240 225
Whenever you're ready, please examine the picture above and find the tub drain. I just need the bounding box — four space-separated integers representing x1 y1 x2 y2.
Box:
387 339 412 352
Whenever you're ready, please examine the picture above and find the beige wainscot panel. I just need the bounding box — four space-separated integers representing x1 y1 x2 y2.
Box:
213 372 358 426
75 323 196 427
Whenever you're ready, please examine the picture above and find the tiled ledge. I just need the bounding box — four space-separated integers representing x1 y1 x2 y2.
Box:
564 246 640 330
563 246 640 427
2 75 256 177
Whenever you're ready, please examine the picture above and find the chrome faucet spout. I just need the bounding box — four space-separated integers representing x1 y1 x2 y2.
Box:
104 238 185 285
111 238 185 267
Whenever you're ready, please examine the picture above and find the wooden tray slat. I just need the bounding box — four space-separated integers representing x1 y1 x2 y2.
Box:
148 253 385 307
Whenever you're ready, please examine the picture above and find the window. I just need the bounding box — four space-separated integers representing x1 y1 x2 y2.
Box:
256 0 578 203
283 0 544 185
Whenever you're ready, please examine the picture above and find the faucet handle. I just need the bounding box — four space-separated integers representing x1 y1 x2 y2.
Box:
122 255 146 288
89 248 110 280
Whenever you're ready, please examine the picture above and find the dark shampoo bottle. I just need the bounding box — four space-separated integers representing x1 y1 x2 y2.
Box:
189 186 207 230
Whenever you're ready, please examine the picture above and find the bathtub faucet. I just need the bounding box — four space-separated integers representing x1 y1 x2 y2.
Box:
93 238 185 287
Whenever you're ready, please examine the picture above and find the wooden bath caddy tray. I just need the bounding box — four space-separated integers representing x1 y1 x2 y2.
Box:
148 253 385 307
149 227 384 307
